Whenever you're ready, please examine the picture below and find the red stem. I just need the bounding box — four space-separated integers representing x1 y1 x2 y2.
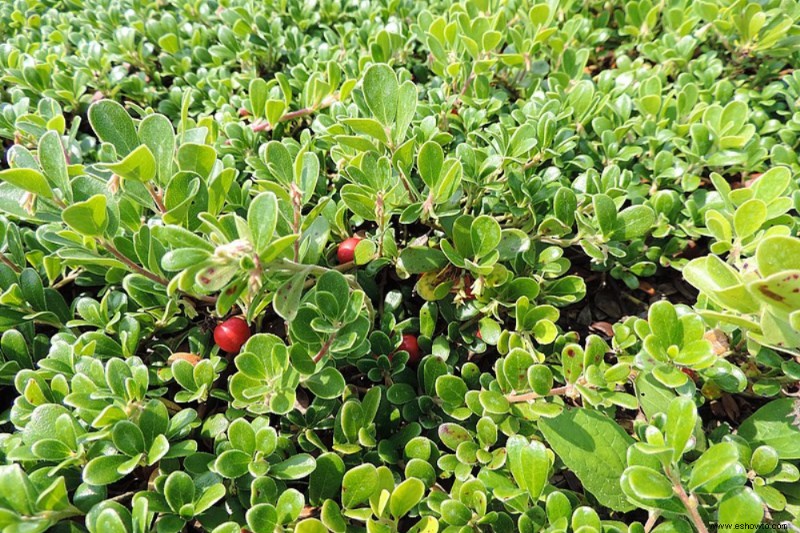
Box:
251 94 338 133
506 385 570 403
313 334 336 364
101 240 216 304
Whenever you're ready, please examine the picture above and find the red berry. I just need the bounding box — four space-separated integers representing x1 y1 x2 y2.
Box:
397 334 421 364
337 236 361 263
476 330 482 340
214 317 251 353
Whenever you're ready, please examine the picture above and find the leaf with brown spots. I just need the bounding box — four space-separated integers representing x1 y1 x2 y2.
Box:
704 329 730 356
749 270 800 314
168 352 201 365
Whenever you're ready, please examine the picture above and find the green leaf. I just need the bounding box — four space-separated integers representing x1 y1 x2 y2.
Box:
315 270 349 316
363 64 398 126
342 464 378 508
528 365 554 395
545 491 571 525
705 210 732 244
264 141 293 185
270 453 315 480
295 152 319 205
83 455 131 486
394 81 417 144
164 471 195 514
635 372 676 419
470 216 502 258
354 239 376 265
32 439 73 460
751 166 791 203
214 449 251 478
148 434 170 464
756 236 800 276
277 489 304 524
652 364 688 388
737 399 800 459
648 300 681 347
304 367 345 399
248 191 278 254
340 184 377 221
294 519 327 533
0 464 35 515
38 131 71 201
62 194 108 237
539 408 635 511
0 168 53 198
94 509 128 533
389 478 425 519
139 400 168 444
721 100 747 131
674 339 714 367
112 420 146 456
194 484 225 515
593 194 617 238
343 118 389 144
89 100 140 156
733 199 767 239
554 188 577 226
688 442 744 493
309 452 345 505
249 78 268 119
275 489 305 524
436 375 468 405
613 205 655 240
397 246 448 274
22 405 71 444
750 446 779 476
138 114 175 185
664 396 697 462
757 305 800 348
274 271 310 322
441 499 472 526
683 255 759 313
246 503 278 533
102 144 157 183
479 390 509 414
228 419 256 454
718 487 764 526
177 143 216 179
266 100 286 128
621 466 674 500
418 141 443 189
561 344 584 384
506 435 550 501
476 417 497 448
497 229 530 261
503 349 534 391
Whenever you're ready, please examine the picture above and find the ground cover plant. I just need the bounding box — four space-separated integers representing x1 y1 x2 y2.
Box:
1 0 800 531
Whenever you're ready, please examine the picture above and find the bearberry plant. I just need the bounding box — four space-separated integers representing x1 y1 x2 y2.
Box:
1 0 800 532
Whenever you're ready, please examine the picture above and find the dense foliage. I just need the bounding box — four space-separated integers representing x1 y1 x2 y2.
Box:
1 0 800 531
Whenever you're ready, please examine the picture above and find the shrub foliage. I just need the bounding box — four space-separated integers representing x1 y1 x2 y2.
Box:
1 0 800 532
